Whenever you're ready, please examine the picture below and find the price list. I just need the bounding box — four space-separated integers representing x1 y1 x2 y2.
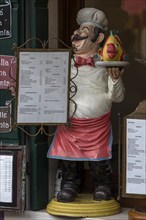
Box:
17 51 70 124
0 155 13 203
126 118 146 195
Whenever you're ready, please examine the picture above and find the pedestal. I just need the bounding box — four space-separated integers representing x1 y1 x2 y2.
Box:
46 194 121 217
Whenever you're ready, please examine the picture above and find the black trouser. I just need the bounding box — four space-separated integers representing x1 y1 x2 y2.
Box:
59 160 81 192
59 159 112 190
88 160 112 187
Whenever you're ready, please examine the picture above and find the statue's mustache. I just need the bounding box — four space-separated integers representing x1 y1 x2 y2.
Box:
71 34 88 42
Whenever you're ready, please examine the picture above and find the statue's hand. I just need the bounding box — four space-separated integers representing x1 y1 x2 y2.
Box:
107 67 124 82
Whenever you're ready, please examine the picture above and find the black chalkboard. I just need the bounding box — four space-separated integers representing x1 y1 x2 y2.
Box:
0 1 12 39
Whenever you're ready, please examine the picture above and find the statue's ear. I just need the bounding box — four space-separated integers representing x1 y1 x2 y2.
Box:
96 33 105 44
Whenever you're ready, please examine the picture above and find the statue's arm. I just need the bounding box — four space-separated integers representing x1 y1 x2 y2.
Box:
107 67 125 102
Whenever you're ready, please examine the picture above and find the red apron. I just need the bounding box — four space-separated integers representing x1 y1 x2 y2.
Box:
47 112 112 161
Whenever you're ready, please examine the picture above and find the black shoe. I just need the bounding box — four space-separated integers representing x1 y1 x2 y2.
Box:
93 185 111 201
57 188 77 202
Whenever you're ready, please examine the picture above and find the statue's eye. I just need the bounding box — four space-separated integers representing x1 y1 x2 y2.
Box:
115 44 119 47
81 27 89 33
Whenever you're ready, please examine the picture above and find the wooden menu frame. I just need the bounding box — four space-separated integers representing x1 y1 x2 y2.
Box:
15 48 71 125
0 145 26 212
122 100 146 199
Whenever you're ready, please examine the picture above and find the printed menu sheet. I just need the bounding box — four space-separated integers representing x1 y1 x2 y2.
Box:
0 155 13 203
126 118 146 195
17 50 70 124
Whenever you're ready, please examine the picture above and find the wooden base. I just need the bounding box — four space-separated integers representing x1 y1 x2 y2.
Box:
128 208 146 220
46 194 121 217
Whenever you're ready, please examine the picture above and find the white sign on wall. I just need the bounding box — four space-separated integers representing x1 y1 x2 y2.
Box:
126 118 146 195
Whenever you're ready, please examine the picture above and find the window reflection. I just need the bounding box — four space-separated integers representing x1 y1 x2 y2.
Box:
85 0 146 144
121 0 146 57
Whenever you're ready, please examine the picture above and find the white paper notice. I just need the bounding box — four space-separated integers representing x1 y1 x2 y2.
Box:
0 155 13 203
126 118 146 195
17 51 70 124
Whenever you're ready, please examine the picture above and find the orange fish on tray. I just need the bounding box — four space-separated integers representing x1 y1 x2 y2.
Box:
97 30 128 62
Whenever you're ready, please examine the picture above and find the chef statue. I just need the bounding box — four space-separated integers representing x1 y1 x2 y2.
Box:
47 8 125 203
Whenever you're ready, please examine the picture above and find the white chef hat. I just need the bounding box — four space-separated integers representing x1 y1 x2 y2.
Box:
76 8 108 31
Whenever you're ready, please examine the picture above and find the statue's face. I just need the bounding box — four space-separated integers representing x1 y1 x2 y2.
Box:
71 24 97 55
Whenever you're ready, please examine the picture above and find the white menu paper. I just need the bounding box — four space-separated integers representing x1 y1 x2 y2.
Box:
126 118 146 195
17 51 70 124
0 155 13 203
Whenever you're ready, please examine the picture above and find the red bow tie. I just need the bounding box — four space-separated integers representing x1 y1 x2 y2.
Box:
75 56 94 67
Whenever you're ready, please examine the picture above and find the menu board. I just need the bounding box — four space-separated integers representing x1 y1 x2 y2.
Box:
0 101 12 133
0 1 12 39
16 49 71 125
0 146 26 212
122 100 146 199
0 155 13 203
0 55 16 91
126 118 146 195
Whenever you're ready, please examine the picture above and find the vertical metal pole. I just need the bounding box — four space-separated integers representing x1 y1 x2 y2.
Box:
117 113 121 201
